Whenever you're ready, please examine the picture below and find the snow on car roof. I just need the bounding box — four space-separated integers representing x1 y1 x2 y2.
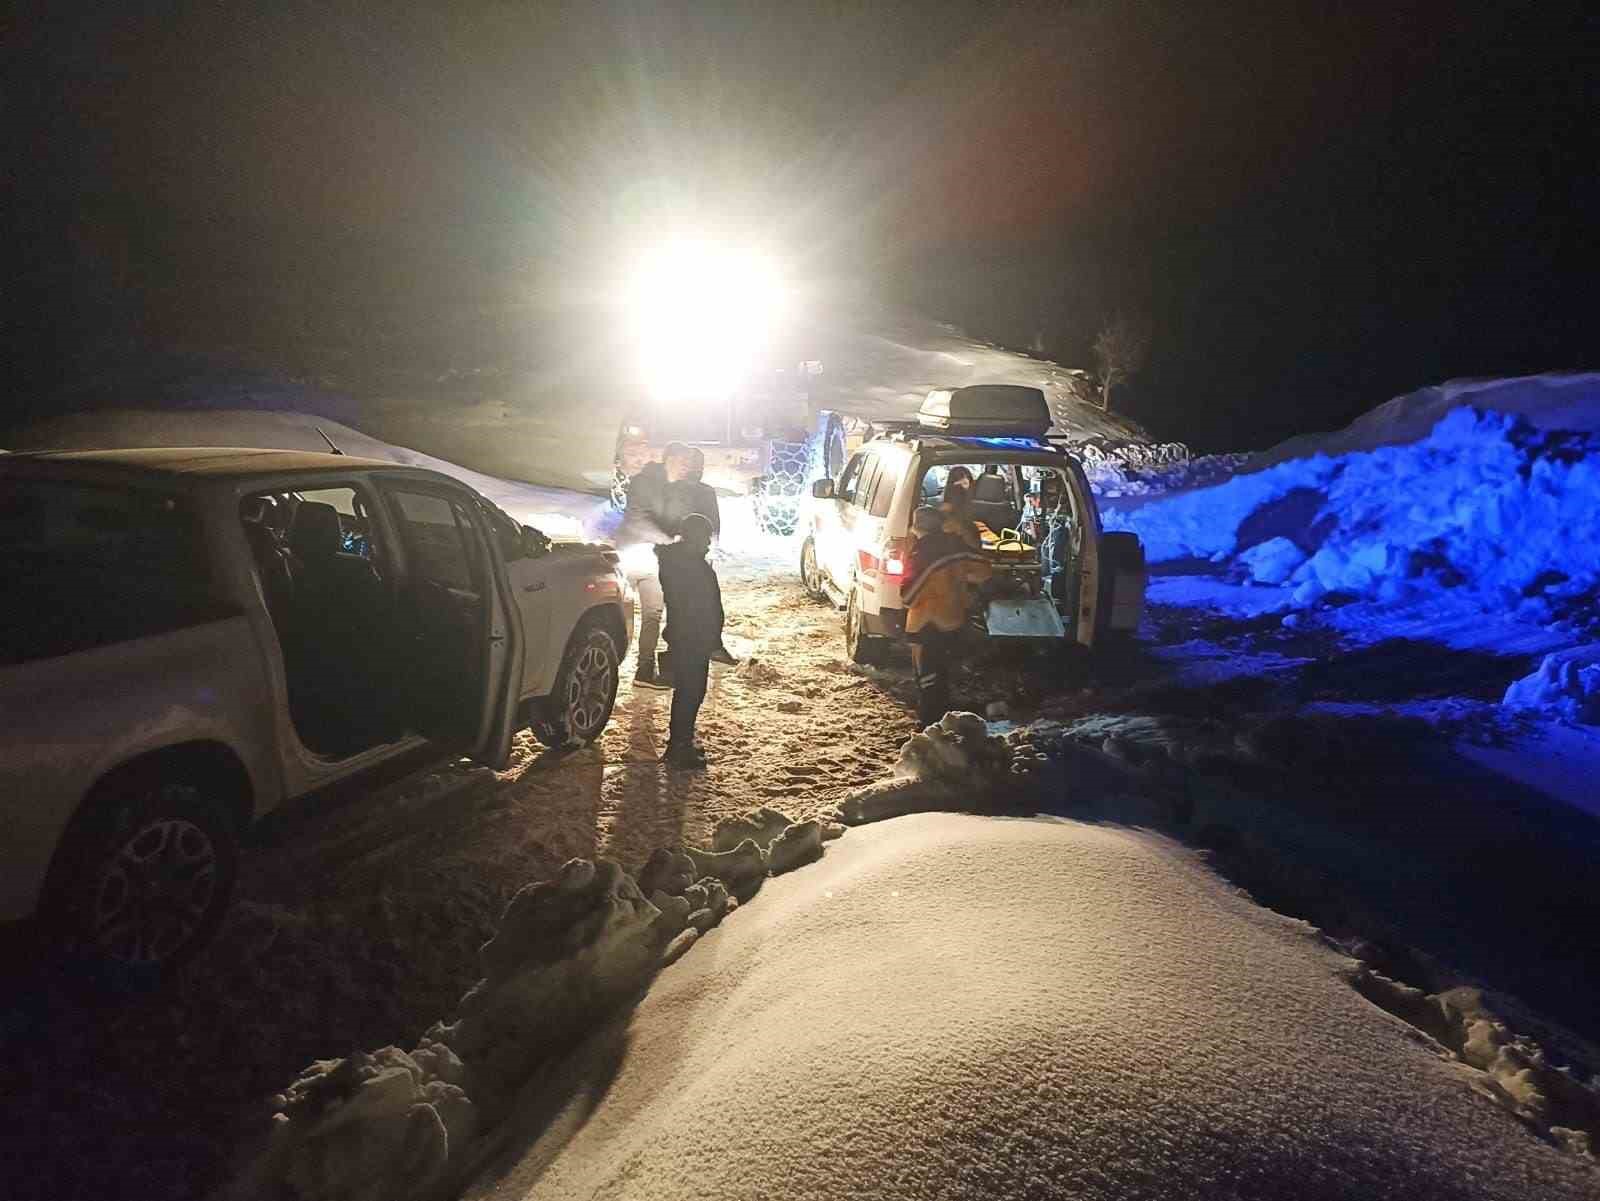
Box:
868 430 1071 460
7 446 406 478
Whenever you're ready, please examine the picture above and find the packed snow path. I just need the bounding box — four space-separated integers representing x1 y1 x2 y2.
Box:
465 814 1597 1201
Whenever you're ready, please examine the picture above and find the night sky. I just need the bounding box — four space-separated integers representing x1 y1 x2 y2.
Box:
10 1 1598 449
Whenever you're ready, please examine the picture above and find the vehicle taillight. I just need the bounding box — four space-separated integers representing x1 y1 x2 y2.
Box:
860 540 908 582
883 538 907 580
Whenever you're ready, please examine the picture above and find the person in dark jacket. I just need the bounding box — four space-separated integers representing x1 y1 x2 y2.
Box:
674 447 721 542
676 447 737 666
619 442 694 688
654 513 723 768
939 466 983 548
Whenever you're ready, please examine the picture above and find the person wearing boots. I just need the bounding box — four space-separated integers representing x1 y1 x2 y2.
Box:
902 505 991 726
654 513 723 769
618 441 694 689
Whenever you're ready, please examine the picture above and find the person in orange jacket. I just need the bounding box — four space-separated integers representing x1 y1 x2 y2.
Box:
901 505 991 725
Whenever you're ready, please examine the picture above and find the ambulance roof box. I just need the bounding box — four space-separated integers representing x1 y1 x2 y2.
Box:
917 385 1052 436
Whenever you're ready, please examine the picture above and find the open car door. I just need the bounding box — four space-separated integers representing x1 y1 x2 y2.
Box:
1060 456 1102 648
378 479 524 769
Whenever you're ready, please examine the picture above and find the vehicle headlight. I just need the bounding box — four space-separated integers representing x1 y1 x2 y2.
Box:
626 238 789 401
618 542 658 577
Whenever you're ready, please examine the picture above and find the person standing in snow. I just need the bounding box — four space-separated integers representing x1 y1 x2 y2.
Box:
618 442 694 689
654 513 724 769
675 447 737 667
902 505 991 726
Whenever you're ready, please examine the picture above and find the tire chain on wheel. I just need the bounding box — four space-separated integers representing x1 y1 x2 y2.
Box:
755 438 812 535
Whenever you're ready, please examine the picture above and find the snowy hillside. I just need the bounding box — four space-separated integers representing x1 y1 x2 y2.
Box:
9 306 1145 496
8 409 612 540
797 306 1143 440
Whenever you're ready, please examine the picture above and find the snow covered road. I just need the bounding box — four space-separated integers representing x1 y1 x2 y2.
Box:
466 813 1597 1201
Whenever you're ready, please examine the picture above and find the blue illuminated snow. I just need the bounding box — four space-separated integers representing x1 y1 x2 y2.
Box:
1106 405 1600 639
1504 645 1600 725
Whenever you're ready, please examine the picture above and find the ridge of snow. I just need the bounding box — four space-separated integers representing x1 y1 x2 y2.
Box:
465 814 1599 1201
1252 371 1600 470
1504 645 1600 725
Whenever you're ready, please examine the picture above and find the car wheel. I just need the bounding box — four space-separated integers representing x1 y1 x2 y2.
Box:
845 588 887 665
537 618 621 747
42 778 239 972
800 536 827 601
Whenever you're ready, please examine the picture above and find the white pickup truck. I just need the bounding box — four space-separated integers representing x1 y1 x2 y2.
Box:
0 448 633 969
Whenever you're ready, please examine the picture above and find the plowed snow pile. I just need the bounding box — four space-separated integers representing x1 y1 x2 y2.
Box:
467 814 1595 1201
1105 373 1600 651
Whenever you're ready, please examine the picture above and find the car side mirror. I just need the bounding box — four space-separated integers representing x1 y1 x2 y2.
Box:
522 524 552 557
811 479 834 499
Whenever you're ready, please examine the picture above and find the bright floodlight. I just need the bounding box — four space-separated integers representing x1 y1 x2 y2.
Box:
627 240 788 400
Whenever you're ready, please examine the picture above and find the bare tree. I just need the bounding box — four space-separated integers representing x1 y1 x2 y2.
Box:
1092 315 1150 412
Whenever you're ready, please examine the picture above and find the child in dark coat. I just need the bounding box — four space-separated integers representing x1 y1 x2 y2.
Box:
654 513 724 768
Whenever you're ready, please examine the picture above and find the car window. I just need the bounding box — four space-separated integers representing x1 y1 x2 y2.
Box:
853 454 880 511
0 478 221 665
836 453 866 504
296 486 372 556
474 497 527 561
242 481 393 621
869 453 901 518
386 489 481 592
972 467 1017 506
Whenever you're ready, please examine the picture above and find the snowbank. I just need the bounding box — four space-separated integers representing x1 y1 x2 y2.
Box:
1107 404 1600 637
448 859 661 1102
235 859 661 1201
1504 645 1600 725
463 814 1599 1200
254 1045 474 1201
238 805 843 1201
1255 371 1600 469
1070 439 1251 499
834 711 1033 825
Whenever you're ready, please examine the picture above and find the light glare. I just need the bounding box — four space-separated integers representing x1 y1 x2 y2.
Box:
627 239 788 401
